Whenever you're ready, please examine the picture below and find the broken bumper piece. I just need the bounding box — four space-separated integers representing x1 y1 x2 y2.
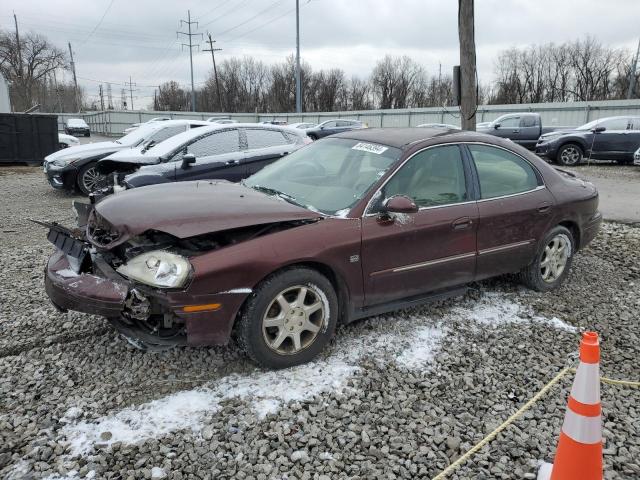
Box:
45 250 129 317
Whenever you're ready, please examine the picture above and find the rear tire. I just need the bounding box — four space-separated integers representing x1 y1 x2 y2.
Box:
556 143 583 166
519 225 574 292
236 267 338 369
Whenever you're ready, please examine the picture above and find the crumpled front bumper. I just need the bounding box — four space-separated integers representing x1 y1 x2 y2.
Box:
45 249 129 317
44 249 247 346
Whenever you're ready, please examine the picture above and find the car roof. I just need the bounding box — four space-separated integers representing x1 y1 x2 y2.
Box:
144 123 306 156
332 127 459 149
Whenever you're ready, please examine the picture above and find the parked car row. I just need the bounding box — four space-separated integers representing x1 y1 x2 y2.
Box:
477 113 640 166
41 125 601 368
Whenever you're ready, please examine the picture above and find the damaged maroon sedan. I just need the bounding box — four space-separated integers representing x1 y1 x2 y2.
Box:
43 128 601 368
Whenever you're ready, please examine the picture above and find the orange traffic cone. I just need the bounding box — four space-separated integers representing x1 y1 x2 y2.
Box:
539 331 603 479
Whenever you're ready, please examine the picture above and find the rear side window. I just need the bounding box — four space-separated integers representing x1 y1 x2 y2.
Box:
246 129 289 149
468 145 539 199
520 116 537 128
149 125 186 143
186 130 240 157
599 117 631 130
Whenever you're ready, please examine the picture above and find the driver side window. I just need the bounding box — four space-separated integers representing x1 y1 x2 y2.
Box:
383 145 468 208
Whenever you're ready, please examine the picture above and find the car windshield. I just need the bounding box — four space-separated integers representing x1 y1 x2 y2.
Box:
115 123 168 146
243 138 401 215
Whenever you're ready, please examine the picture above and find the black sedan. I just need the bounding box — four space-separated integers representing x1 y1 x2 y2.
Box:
95 123 310 197
535 116 640 165
305 119 366 140
44 120 210 195
64 118 91 137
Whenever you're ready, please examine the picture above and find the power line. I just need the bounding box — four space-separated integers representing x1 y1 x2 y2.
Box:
216 0 286 37
225 1 311 44
80 0 115 46
199 0 250 28
198 0 236 22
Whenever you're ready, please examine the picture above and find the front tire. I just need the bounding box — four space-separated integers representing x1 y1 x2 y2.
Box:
556 143 583 166
236 267 338 369
520 226 574 292
76 162 104 195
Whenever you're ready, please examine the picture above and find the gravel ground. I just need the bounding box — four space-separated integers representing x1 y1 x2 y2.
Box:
1 167 638 480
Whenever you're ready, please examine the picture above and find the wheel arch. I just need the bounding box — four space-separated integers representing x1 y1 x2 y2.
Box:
557 219 581 250
235 260 351 327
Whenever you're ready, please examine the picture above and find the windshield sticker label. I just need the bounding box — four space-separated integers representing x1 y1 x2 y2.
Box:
352 142 388 154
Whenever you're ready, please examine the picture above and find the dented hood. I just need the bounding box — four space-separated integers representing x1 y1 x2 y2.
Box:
93 181 320 245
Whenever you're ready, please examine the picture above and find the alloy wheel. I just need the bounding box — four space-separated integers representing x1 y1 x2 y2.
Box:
262 284 326 355
540 234 570 283
560 146 580 165
81 167 104 193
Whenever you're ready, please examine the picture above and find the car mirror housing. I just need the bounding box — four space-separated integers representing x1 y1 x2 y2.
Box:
592 126 606 133
493 123 501 129
181 153 197 169
384 195 418 214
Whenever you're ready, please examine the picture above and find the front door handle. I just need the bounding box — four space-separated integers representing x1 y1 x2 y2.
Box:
538 203 551 214
452 217 473 230
226 159 240 165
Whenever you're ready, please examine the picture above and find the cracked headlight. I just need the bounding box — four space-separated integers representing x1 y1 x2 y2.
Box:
117 251 191 288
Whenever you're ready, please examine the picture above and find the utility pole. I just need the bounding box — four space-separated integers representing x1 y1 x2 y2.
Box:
177 10 202 112
438 62 442 105
204 32 223 112
107 83 113 110
627 38 640 99
125 76 136 110
295 0 302 113
121 88 127 110
99 84 105 111
68 42 80 112
458 0 477 130
13 13 23 78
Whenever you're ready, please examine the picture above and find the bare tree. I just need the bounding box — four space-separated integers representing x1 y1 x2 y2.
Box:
0 29 68 111
156 81 188 111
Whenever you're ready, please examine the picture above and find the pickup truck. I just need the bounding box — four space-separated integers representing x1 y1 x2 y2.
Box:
477 113 567 150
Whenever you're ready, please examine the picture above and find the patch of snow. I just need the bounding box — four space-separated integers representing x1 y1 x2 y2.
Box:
58 291 571 458
333 208 350 218
395 326 446 369
393 212 413 225
63 357 359 456
151 467 167 479
218 288 252 294
43 470 79 480
541 316 577 333
451 292 576 333
55 269 79 278
537 461 553 479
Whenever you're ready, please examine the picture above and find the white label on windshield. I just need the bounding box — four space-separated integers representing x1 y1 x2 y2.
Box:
352 142 388 154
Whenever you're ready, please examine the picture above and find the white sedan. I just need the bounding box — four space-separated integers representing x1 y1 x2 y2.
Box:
58 133 80 149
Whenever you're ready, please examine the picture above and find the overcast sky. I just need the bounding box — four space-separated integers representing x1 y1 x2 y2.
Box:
1 0 638 108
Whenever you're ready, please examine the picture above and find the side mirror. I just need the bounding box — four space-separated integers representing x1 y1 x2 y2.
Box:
181 153 196 169
592 126 606 133
384 195 418 214
493 123 501 129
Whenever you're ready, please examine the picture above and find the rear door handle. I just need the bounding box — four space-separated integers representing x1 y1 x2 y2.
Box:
452 217 473 230
538 203 551 213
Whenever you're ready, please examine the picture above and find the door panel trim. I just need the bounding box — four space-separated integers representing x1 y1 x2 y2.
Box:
478 239 534 255
370 251 477 277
